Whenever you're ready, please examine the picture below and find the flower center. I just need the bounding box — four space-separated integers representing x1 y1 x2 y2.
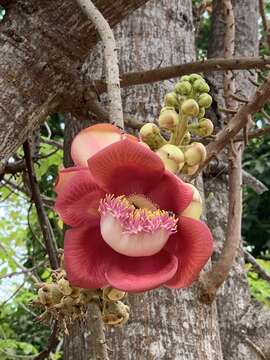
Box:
98 194 177 257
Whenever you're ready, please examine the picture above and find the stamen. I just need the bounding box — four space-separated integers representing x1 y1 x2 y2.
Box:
99 194 178 235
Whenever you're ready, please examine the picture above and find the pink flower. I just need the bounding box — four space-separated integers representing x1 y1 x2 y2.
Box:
55 124 213 292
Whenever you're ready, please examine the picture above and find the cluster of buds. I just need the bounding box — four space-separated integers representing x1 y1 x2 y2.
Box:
33 256 130 331
140 74 214 175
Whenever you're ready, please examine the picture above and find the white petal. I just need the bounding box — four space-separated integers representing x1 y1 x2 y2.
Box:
100 214 170 257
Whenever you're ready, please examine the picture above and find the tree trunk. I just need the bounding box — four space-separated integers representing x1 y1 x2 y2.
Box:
205 1 270 359
64 1 223 359
0 0 149 163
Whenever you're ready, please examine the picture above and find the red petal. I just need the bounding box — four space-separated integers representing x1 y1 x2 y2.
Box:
88 140 165 195
71 124 123 166
64 226 110 289
55 166 88 195
55 169 105 227
147 171 193 214
105 250 178 292
165 216 213 288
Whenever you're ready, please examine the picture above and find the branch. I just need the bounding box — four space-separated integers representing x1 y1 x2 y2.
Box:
41 137 63 150
23 141 59 269
0 261 46 281
76 0 124 128
205 162 268 194
244 250 270 283
92 56 270 92
198 74 270 171
34 323 59 360
200 0 242 304
234 126 270 141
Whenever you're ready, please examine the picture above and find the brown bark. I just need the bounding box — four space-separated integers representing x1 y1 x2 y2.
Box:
0 0 149 163
204 1 270 359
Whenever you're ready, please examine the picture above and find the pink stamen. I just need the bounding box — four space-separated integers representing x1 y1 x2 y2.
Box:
99 194 178 235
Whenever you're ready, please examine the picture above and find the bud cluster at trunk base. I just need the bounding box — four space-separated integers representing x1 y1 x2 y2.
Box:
32 256 130 332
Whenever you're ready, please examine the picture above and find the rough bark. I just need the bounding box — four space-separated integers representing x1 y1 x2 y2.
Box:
64 1 223 359
205 1 270 359
0 0 149 163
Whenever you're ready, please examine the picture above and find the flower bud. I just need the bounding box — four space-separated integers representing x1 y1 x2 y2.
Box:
139 123 167 150
156 144 185 174
193 79 210 93
58 278 73 296
181 99 199 117
158 108 179 130
198 118 214 137
189 74 204 83
198 107 205 119
181 184 202 219
198 93 212 108
174 81 192 95
38 284 62 307
102 301 130 327
164 92 179 107
184 142 207 166
180 75 190 82
103 286 126 301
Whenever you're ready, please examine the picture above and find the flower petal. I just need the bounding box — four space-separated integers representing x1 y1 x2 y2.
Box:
71 124 123 166
180 184 202 220
55 166 88 195
64 225 110 289
100 213 171 257
105 250 178 292
55 169 105 227
165 216 213 288
88 139 165 195
147 171 193 214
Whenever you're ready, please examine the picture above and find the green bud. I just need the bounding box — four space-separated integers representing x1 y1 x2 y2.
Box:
139 123 167 150
198 107 205 118
181 99 199 116
165 92 179 107
193 79 210 93
158 108 179 130
189 74 204 83
198 118 214 137
184 142 207 166
180 75 190 82
174 81 192 95
198 93 212 108
156 144 185 174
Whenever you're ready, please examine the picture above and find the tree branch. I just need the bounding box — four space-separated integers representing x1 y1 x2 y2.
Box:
34 323 59 360
234 126 270 141
196 74 270 173
205 162 268 194
23 141 59 269
244 250 270 283
200 0 242 304
76 0 124 128
92 56 270 92
258 0 270 50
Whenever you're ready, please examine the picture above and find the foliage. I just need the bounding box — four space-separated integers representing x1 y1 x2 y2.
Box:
246 259 270 307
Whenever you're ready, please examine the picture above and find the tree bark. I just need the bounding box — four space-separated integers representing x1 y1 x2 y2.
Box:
205 1 270 359
64 1 224 359
0 0 149 163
